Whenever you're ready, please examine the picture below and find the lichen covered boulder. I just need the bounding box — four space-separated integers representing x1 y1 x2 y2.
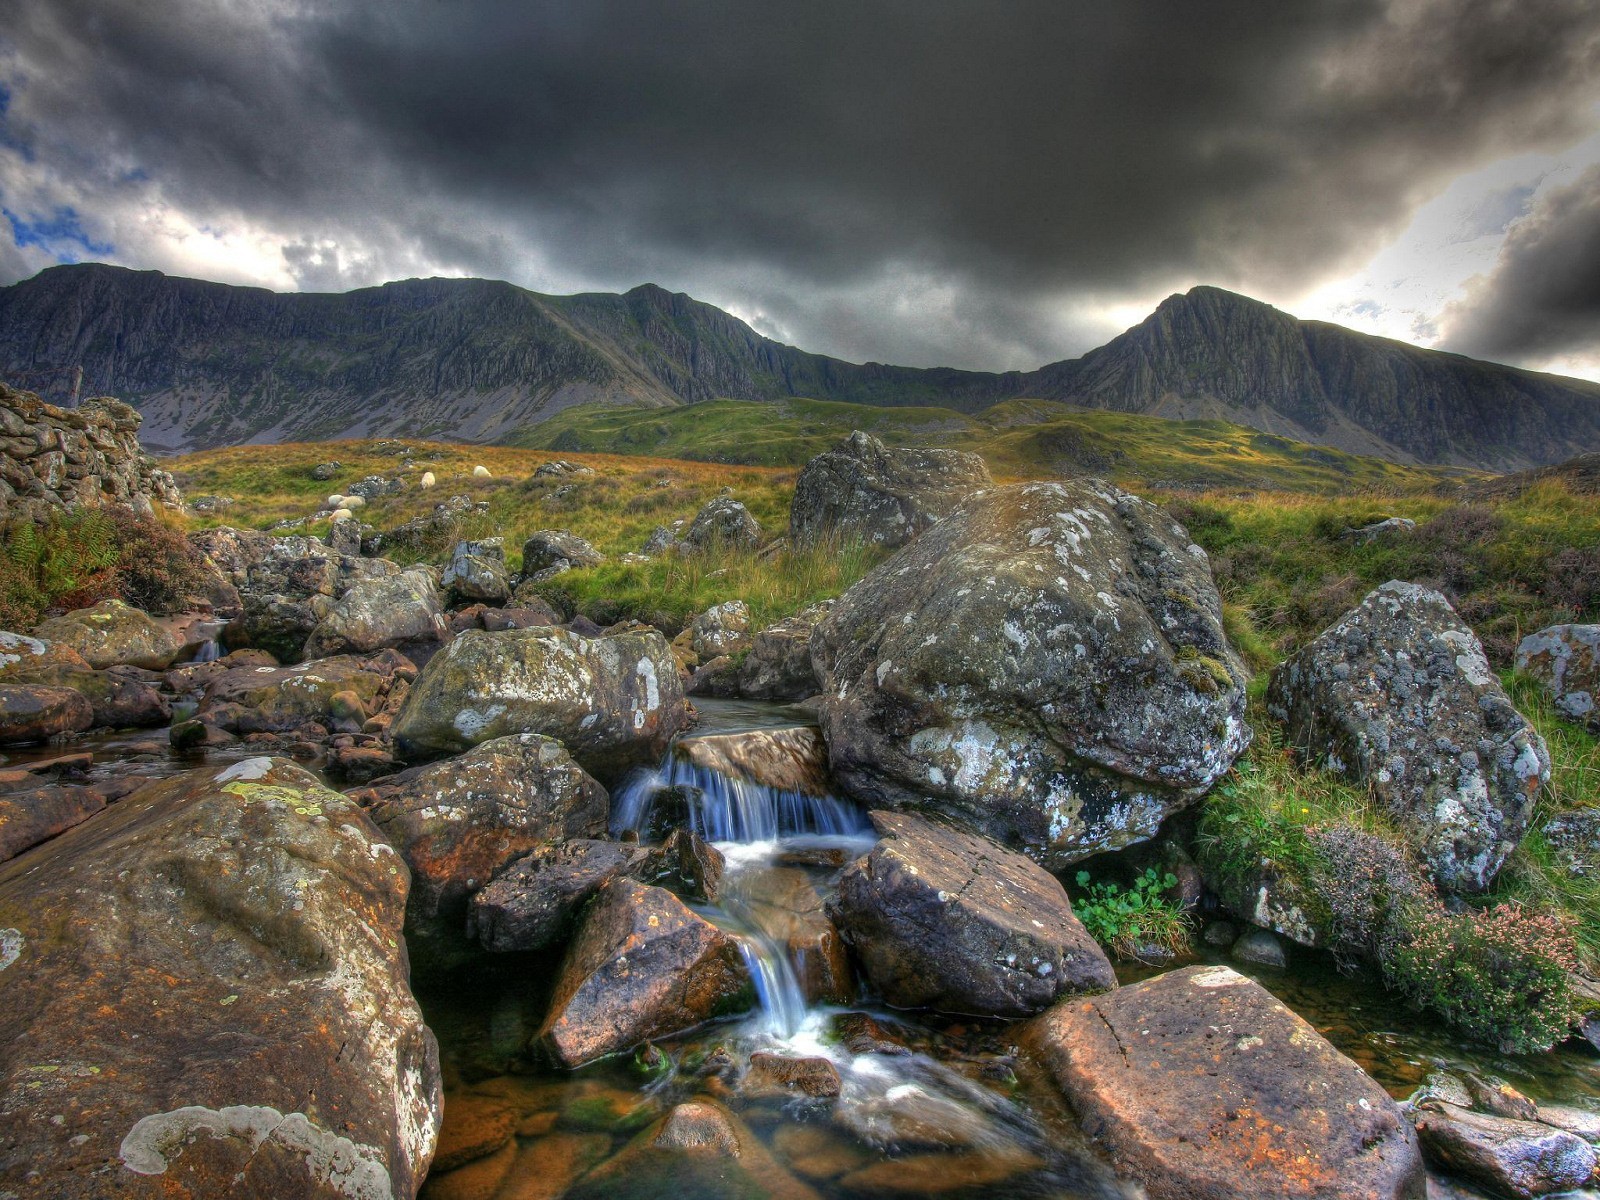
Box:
737 602 831 700
1028 965 1424 1200
0 682 94 745
790 430 994 549
521 530 604 574
441 539 512 605
830 810 1113 1016
1269 582 1549 893
0 756 441 1198
811 480 1250 866
683 497 761 553
196 653 401 735
390 626 688 770
34 599 185 670
1516 623 1600 732
358 733 609 967
537 878 753 1066
468 838 657 953
302 566 445 659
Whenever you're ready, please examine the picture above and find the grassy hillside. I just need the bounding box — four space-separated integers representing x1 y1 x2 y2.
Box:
512 397 1458 492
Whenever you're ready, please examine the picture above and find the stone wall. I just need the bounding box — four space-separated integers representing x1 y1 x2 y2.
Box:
0 381 182 521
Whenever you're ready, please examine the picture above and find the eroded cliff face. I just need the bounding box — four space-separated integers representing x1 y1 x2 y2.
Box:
0 381 183 521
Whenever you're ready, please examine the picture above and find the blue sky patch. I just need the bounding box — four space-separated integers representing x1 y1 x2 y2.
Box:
3 205 114 262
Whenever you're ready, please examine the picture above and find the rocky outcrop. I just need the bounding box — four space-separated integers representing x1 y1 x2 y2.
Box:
195 652 406 735
389 625 689 770
521 530 604 574
1268 582 1549 893
683 497 761 552
358 734 608 967
811 480 1250 867
0 380 182 520
0 662 170 730
0 779 105 862
737 603 830 700
1028 965 1424 1200
789 431 993 548
1516 624 1600 731
468 838 656 953
536 878 753 1066
34 599 185 670
302 567 446 659
0 756 441 1198
440 539 512 604
830 811 1114 1016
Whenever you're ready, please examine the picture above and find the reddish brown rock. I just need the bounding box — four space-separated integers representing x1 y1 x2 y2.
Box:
196 653 399 735
0 782 106 863
740 1053 842 1100
0 682 94 745
0 756 441 1199
679 726 833 797
430 1094 516 1173
830 810 1114 1016
469 838 655 953
537 878 753 1067
1028 964 1425 1200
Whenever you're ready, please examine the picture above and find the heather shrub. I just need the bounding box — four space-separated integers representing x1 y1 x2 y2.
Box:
107 507 214 614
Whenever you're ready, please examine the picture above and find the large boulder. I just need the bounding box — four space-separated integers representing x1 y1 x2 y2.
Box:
789 430 994 549
737 603 831 700
681 601 752 661
830 810 1113 1016
683 498 761 553
0 757 441 1198
389 626 689 771
0 663 169 729
468 838 657 953
0 683 94 745
302 566 446 659
0 631 89 675
34 599 185 670
1516 624 1600 731
358 734 608 967
441 539 512 605
0 781 105 863
1028 965 1425 1200
195 653 401 735
537 878 753 1066
1268 582 1549 893
521 530 604 574
811 480 1250 867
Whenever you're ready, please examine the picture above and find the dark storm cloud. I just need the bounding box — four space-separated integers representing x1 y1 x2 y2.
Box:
1 0 1599 368
1442 165 1600 365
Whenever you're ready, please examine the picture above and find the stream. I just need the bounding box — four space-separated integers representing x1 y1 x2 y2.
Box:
12 698 1600 1197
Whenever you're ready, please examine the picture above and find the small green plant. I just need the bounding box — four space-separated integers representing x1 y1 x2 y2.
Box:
1073 867 1191 962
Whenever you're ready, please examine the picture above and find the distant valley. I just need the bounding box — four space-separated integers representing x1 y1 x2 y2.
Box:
2 262 1599 472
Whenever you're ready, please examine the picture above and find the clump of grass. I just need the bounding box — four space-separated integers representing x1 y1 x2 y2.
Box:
1072 867 1191 962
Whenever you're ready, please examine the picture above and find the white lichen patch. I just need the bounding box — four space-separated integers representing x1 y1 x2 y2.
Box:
215 757 275 783
1191 965 1249 989
120 1104 394 1200
0 927 22 971
453 704 507 739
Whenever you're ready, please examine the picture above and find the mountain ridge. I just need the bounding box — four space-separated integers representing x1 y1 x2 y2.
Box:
1 262 1597 471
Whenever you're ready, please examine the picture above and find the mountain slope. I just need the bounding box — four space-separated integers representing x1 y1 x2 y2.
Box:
1 264 1597 470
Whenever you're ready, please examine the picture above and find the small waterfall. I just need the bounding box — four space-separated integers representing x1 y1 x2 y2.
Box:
731 926 809 1040
611 750 869 842
192 637 222 664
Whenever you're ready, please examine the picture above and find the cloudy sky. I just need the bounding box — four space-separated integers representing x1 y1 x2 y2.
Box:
1 0 1597 379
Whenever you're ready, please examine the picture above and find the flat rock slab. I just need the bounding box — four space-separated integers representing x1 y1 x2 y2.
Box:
0 782 105 864
1410 1103 1596 1200
1028 964 1425 1200
678 726 833 797
469 838 657 953
831 810 1114 1017
0 756 441 1199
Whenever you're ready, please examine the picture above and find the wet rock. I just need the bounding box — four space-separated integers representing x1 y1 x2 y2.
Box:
0 782 106 862
360 734 609 968
302 566 446 658
34 598 185 670
420 1140 515 1200
1268 581 1548 893
390 625 689 772
196 652 398 735
537 878 753 1066
0 682 94 744
738 602 832 700
830 1012 911 1056
326 742 398 783
521 529 605 574
497 1132 610 1200
0 757 441 1199
660 828 725 903
741 1053 842 1100
1028 964 1424 1200
1230 927 1288 969
469 839 656 953
830 810 1115 1017
679 726 833 797
687 655 741 698
442 539 512 605
811 480 1250 868
790 430 994 550
683 497 761 553
652 1100 741 1154
836 1149 1045 1196
1202 919 1240 948
726 864 853 1004
1516 624 1600 731
431 1094 516 1172
1411 1103 1595 1199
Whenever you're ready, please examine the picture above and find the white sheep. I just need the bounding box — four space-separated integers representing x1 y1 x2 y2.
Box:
420 472 436 489
331 507 353 521
473 465 491 478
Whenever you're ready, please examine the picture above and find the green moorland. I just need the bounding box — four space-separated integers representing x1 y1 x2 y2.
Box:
108 405 1597 1046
